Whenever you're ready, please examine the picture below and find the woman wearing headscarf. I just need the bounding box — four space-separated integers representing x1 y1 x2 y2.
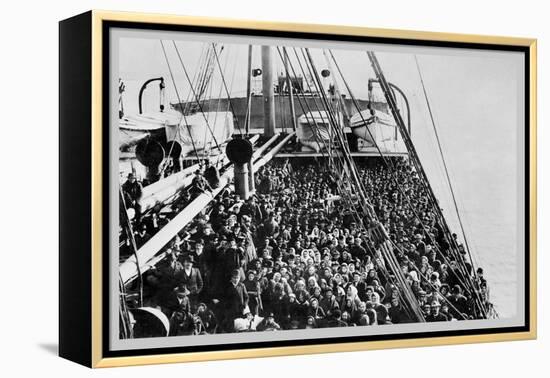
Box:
371 291 390 325
311 285 323 302
306 276 320 296
366 268 380 286
341 285 361 315
352 301 369 325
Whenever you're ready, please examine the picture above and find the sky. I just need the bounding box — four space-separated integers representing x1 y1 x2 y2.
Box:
117 33 524 317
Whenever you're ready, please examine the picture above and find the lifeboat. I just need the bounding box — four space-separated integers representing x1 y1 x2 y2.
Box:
297 110 343 152
349 109 397 146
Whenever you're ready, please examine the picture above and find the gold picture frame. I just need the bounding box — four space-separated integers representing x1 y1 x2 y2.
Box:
59 10 537 368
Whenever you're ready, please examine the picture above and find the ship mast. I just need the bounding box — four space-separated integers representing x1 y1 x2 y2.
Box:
245 45 253 135
283 50 298 132
261 46 276 137
245 45 256 193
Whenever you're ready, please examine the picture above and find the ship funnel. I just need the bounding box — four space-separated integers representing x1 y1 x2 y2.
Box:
226 138 254 200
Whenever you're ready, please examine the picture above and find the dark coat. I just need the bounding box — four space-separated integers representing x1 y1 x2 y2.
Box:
204 165 220 188
224 281 249 319
175 268 204 295
243 279 262 314
122 179 143 203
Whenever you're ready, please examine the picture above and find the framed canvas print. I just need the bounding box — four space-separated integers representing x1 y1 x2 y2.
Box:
59 10 537 368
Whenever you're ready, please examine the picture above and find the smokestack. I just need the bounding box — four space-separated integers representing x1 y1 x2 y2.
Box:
226 138 254 200
234 163 250 200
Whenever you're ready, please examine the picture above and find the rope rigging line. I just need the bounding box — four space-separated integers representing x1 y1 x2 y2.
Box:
276 47 353 218
159 40 201 164
367 51 487 316
119 187 143 307
327 49 482 318
210 46 232 166
182 44 207 114
327 50 475 296
288 48 350 182
171 41 224 155
202 45 229 158
413 55 479 279
211 42 244 135
203 61 217 157
212 46 240 166
303 48 376 221
278 47 380 240
276 48 333 162
297 48 424 321
118 274 134 339
196 44 217 101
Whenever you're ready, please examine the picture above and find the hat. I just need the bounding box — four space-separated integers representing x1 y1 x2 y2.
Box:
231 269 241 278
247 269 257 276
431 300 441 307
183 255 195 263
175 285 190 296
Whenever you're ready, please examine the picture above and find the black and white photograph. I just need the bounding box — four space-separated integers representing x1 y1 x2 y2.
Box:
110 26 527 352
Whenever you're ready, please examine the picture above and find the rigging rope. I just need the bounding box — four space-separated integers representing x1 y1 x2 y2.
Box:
328 50 462 276
327 49 482 317
278 50 424 321
159 40 201 164
296 47 424 320
171 41 223 155
367 51 487 316
413 55 478 278
211 43 243 135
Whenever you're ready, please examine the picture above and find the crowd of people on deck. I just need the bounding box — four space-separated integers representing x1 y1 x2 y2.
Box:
121 158 493 337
